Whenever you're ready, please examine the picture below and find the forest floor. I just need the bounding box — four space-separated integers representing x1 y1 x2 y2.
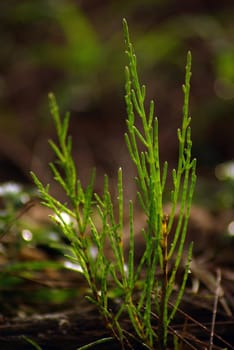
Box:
0 197 233 350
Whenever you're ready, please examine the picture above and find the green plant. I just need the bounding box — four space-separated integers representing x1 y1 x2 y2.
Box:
31 19 196 350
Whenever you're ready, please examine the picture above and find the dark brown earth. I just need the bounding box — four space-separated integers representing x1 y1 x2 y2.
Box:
0 204 233 350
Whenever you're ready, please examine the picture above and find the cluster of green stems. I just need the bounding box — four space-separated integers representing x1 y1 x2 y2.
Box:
32 19 196 350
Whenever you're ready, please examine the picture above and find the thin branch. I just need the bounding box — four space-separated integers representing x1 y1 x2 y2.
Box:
209 269 221 350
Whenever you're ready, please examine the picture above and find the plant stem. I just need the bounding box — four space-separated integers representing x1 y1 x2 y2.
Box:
158 214 169 349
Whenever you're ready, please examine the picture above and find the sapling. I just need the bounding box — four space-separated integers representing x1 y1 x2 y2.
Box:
31 19 196 350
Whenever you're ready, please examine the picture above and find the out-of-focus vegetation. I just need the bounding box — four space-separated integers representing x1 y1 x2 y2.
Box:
0 1 233 183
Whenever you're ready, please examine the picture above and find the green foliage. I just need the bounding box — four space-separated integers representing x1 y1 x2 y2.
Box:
123 18 196 348
31 19 196 349
23 336 43 350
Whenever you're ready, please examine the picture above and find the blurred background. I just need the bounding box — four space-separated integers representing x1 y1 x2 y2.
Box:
0 0 233 210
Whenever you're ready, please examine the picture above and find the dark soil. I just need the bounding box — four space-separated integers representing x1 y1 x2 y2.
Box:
0 289 233 350
0 204 233 350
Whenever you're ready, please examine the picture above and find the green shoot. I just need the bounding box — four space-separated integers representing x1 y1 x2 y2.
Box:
31 19 196 350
